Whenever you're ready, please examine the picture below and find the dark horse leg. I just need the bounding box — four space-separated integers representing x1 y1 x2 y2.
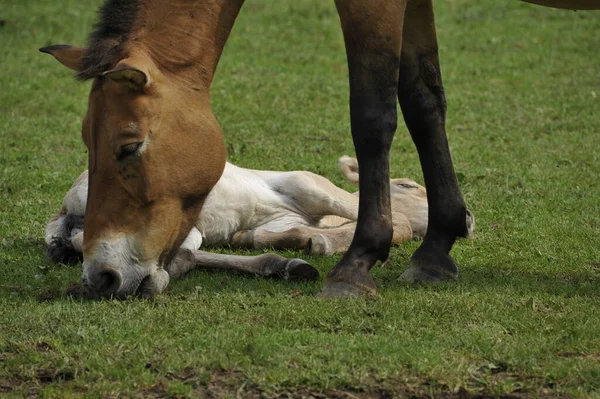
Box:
319 0 407 297
397 0 469 282
319 0 468 297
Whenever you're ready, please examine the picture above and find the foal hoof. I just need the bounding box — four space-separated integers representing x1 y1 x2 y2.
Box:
316 281 376 299
307 234 333 256
165 249 196 280
231 230 255 248
283 259 319 281
47 238 83 265
466 210 476 238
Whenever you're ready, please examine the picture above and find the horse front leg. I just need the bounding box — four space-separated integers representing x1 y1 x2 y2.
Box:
397 0 469 282
318 0 407 298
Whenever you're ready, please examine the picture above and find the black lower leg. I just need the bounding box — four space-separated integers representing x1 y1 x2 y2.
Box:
325 80 399 291
320 0 405 297
398 37 468 280
399 55 468 238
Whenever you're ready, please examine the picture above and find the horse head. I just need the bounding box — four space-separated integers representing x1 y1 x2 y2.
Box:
41 44 226 297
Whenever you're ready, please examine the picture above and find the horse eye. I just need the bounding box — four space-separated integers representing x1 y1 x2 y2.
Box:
117 142 143 161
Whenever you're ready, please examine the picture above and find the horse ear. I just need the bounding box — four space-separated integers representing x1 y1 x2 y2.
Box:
103 64 151 91
39 45 86 71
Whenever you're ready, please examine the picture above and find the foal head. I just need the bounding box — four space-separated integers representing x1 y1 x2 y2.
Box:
41 44 225 298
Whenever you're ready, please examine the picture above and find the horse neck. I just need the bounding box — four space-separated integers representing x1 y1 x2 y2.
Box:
131 0 245 91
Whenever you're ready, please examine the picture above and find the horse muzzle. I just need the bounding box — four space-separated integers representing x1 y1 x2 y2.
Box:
81 259 170 299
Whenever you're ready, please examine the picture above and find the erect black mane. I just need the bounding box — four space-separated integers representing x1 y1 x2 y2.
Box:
78 0 141 80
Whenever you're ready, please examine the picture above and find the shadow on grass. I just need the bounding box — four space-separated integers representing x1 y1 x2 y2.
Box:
21 263 600 302
379 261 600 299
4 234 597 303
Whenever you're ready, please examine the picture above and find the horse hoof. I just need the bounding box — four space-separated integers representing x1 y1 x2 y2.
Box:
400 244 460 283
398 265 458 283
284 259 319 281
316 281 376 299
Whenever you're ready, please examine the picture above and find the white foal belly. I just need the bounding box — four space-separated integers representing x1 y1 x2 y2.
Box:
196 163 312 245
252 212 311 233
196 163 270 245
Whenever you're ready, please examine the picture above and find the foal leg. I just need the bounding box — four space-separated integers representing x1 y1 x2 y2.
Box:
233 211 413 256
262 171 359 220
46 214 84 264
319 0 407 298
397 0 469 282
232 224 357 255
165 249 319 281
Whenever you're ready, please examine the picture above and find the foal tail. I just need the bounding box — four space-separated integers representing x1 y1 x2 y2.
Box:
521 0 600 9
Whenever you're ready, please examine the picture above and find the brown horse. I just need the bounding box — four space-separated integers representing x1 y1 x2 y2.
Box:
39 0 597 298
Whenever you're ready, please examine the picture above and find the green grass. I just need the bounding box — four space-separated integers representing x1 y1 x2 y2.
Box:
1 0 599 397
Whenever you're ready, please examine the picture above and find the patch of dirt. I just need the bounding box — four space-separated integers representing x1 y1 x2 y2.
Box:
147 370 395 399
0 340 54 356
35 369 75 384
0 379 15 394
0 363 573 398
33 341 54 352
35 283 91 302
0 341 74 396
35 287 65 302
0 366 76 396
136 369 564 399
63 282 91 299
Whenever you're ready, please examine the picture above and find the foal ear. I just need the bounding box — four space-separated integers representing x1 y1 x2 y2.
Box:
39 45 86 71
103 65 151 92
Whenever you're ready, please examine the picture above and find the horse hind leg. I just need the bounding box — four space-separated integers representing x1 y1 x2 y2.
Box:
397 0 469 282
319 0 407 298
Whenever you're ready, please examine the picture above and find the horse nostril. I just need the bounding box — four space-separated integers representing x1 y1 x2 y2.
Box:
96 269 121 296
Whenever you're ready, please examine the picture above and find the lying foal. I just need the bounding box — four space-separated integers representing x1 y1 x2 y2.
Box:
46 157 471 282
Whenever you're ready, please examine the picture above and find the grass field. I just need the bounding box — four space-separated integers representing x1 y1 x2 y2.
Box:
1 0 599 397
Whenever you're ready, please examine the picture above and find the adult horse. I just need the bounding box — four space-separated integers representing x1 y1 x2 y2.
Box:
40 0 596 298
